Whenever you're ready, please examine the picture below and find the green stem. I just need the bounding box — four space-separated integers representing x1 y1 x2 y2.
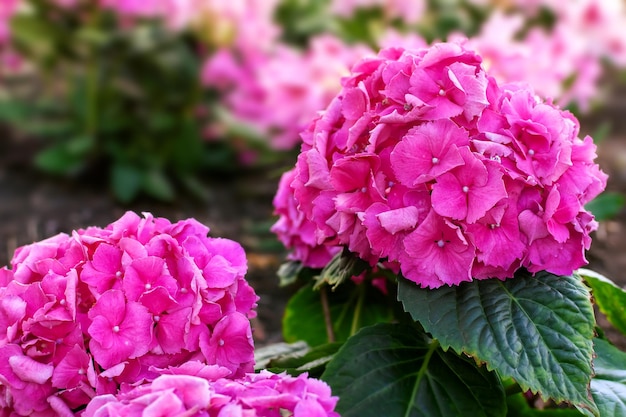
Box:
350 284 366 336
320 286 335 343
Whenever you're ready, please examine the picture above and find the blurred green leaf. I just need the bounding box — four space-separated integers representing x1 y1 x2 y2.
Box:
34 143 85 175
585 192 625 221
111 163 143 204
141 169 175 202
578 269 626 337
283 279 395 347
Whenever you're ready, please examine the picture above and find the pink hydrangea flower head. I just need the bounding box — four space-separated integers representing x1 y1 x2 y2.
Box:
0 211 258 415
83 370 339 417
275 40 607 288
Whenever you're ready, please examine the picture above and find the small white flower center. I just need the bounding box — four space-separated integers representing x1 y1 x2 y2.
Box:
115 271 122 278
144 283 152 290
59 299 66 306
462 186 469 193
437 239 445 248
431 157 439 164
112 326 120 333
153 315 160 323
528 149 535 156
438 88 446 96
218 339 225 346
361 187 367 193
180 288 188 294
78 369 85 375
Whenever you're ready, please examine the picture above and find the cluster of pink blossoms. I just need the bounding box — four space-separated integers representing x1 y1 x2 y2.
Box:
84 367 338 417
0 211 259 415
461 0 626 111
203 34 371 151
274 40 607 289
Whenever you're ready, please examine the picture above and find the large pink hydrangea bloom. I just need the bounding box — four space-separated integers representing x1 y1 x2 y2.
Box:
275 40 607 289
0 211 258 415
83 364 339 417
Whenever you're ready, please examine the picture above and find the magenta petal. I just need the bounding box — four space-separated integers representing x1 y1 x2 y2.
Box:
151 374 211 409
9 354 53 384
391 120 467 186
377 206 420 234
203 255 237 288
401 210 475 287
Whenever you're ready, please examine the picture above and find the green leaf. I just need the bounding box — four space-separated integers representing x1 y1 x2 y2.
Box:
322 323 506 417
283 280 394 347
584 192 625 221
266 342 343 378
34 144 84 175
277 261 305 287
591 120 612 144
397 270 597 414
111 164 142 204
141 169 175 202
590 338 626 416
578 269 626 337
254 341 309 371
506 393 584 416
314 248 368 290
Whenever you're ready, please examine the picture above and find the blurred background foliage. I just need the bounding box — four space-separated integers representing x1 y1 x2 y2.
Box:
0 0 624 210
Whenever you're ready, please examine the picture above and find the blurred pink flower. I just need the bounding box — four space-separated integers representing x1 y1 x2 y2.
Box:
330 0 426 24
203 34 372 150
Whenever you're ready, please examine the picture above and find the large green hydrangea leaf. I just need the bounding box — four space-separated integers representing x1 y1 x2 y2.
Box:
397 270 596 415
322 323 506 417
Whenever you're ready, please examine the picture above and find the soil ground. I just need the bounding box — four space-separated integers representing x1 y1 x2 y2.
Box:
2 81 626 350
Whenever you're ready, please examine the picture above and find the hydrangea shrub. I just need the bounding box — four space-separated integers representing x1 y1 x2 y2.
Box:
268 40 626 417
0 211 339 416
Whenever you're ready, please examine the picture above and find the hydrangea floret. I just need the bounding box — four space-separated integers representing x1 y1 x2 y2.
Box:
83 364 339 417
275 40 607 288
0 211 259 415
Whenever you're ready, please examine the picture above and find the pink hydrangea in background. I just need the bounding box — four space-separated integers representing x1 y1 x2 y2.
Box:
462 0 626 111
84 368 339 417
203 34 372 151
0 211 258 415
329 0 426 25
274 40 607 289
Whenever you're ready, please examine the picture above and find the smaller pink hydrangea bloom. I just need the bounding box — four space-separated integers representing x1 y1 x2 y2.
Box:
0 211 259 416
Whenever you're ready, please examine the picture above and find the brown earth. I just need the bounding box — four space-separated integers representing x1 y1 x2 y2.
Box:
2 81 626 350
